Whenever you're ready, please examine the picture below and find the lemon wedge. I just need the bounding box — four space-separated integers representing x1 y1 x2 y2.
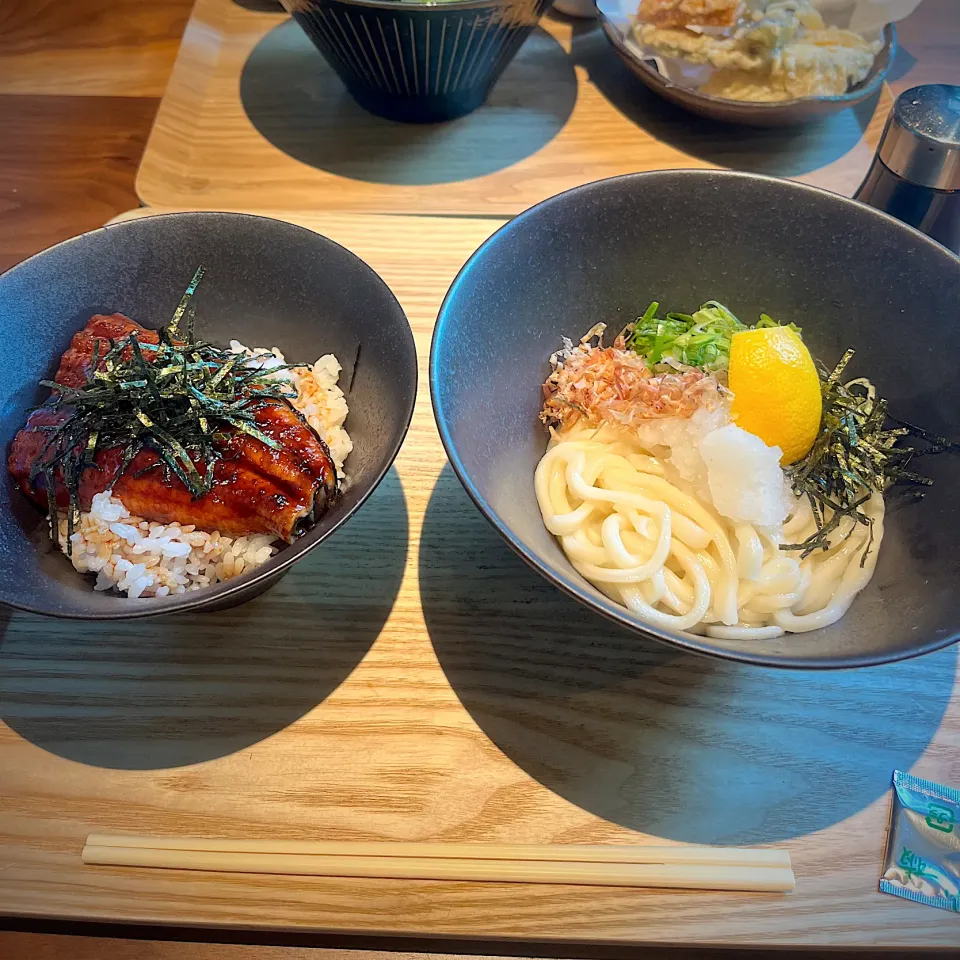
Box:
728 326 822 465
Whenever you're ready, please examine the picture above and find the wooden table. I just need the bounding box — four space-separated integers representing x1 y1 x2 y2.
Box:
0 0 194 273
136 0 957 214
3 0 960 953
2 207 959 950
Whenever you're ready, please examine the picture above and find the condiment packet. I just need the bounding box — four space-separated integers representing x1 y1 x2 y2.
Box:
880 770 960 914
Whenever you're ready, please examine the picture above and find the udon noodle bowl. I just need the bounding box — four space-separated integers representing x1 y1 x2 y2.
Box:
533 301 922 641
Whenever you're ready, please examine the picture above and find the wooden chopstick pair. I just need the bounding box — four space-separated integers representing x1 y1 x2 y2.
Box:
82 836 795 892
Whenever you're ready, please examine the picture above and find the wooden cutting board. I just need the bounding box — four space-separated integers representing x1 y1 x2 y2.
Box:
1 208 958 948
135 0 896 214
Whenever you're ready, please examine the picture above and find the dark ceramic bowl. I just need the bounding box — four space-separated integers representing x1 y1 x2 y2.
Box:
431 170 960 668
597 0 896 126
0 212 417 620
282 0 553 122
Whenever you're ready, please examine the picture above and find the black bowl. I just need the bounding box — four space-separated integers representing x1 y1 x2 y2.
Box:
597 0 896 127
0 212 417 619
282 0 553 123
431 170 960 668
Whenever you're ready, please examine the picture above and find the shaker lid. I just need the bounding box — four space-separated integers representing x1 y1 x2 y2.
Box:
879 84 960 191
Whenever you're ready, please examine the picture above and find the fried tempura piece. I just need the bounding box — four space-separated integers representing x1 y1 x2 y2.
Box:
638 0 742 28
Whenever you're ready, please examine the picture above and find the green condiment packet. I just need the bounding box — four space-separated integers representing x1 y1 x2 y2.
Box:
880 770 960 914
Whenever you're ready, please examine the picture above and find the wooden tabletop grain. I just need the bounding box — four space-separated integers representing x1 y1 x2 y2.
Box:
0 931 934 960
0 939 567 960
0 0 193 98
1 207 958 950
0 0 193 273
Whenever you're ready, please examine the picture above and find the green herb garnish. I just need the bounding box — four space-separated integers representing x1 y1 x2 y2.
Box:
782 349 960 560
30 268 299 553
625 300 799 370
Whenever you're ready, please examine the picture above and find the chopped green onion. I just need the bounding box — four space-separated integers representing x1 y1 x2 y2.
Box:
625 299 801 371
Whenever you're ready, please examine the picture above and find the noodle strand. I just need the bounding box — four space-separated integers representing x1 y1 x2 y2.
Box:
535 426 884 638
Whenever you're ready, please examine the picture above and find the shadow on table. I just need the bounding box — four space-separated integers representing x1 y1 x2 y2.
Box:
0 468 407 771
420 464 956 845
239 20 578 186
885 41 918 88
232 0 286 11
571 22 880 179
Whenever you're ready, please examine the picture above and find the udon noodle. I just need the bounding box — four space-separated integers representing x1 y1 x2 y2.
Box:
535 422 884 640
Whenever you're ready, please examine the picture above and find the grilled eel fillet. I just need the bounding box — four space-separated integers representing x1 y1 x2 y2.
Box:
8 314 338 542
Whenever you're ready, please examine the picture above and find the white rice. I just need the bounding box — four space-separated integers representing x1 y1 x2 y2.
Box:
57 345 351 598
60 495 278 599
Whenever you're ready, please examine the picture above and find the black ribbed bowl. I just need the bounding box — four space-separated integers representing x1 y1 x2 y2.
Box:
281 0 553 122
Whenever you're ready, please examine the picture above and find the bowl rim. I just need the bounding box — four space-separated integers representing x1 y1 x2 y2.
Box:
595 3 897 114
1 210 418 621
286 0 539 13
430 168 960 670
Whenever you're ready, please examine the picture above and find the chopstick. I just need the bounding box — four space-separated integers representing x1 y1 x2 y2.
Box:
82 836 795 892
85 835 792 866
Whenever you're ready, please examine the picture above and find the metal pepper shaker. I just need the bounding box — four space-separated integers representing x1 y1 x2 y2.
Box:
854 84 960 254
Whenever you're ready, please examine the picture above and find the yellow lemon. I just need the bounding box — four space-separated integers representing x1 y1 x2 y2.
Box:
728 326 822 465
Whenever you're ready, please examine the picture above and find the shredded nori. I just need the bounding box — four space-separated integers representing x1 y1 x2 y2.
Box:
781 349 960 561
29 268 299 554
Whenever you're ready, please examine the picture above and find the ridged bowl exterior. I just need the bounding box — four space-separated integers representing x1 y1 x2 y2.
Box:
283 0 553 122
